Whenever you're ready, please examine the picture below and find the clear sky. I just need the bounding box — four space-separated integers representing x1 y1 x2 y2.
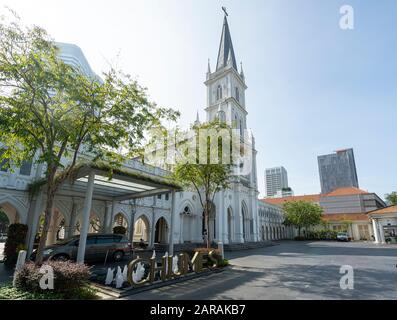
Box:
1 0 396 199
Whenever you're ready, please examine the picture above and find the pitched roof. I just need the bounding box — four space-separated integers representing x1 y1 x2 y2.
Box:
261 194 321 206
368 204 397 216
324 187 369 197
322 213 369 222
261 187 377 207
216 16 237 71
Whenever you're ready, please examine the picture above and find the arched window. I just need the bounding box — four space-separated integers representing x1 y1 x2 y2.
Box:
235 87 239 102
216 85 222 100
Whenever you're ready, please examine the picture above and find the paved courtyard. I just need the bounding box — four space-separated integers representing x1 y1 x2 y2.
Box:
123 241 397 300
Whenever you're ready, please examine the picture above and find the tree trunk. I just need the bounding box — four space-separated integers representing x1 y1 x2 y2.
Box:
298 226 301 237
204 201 210 249
35 169 57 265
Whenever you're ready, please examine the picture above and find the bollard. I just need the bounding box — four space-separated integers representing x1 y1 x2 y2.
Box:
13 250 27 287
217 242 224 260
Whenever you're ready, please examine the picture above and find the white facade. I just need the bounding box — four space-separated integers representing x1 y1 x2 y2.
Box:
368 205 397 244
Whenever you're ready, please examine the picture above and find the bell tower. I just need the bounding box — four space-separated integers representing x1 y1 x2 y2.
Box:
205 11 247 136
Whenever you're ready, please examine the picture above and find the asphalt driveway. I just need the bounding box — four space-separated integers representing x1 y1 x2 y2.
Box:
122 241 397 300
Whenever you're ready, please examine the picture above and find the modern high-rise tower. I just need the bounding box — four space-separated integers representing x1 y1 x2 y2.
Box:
265 166 289 197
318 148 359 194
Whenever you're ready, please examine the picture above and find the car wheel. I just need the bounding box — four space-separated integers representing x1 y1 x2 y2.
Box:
113 251 124 262
52 254 70 262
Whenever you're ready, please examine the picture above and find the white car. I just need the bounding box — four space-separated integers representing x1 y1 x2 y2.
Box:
337 232 350 242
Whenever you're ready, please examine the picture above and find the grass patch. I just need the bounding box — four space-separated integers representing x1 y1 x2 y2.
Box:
0 283 98 300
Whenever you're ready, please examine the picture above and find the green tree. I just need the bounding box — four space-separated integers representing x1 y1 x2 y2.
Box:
173 121 233 248
282 201 323 237
385 192 397 205
0 13 178 264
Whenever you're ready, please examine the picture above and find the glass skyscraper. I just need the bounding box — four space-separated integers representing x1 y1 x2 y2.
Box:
318 148 359 194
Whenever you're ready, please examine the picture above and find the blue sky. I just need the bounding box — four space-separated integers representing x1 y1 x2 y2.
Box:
1 0 396 198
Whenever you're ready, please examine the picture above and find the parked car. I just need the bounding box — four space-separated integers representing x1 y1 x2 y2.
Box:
30 233 132 262
336 232 351 242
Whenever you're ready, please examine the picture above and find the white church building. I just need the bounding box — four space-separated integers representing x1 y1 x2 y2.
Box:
0 14 288 259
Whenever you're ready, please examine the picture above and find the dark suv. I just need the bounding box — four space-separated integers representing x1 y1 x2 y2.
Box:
30 233 132 262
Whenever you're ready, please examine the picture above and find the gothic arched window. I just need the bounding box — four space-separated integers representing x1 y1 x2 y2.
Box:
216 85 222 101
235 87 239 102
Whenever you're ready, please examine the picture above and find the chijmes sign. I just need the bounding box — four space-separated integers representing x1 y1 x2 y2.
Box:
127 250 221 286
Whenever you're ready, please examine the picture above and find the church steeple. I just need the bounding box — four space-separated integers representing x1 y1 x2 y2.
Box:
194 110 200 126
216 15 237 71
205 8 247 126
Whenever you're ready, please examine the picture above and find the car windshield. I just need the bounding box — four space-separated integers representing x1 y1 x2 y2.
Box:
338 233 348 236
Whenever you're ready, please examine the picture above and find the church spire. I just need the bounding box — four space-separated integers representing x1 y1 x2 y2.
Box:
240 61 245 79
216 12 237 71
194 110 200 126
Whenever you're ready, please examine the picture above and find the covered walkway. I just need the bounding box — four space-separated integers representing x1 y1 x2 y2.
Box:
27 162 182 262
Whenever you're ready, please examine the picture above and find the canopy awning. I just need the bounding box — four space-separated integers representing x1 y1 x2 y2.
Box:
32 161 182 201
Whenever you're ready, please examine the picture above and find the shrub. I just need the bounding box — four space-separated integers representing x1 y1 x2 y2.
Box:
14 261 91 295
4 223 28 268
218 259 229 267
113 226 126 235
193 247 221 254
296 230 338 241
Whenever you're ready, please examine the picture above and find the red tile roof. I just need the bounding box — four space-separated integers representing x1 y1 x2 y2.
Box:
261 187 373 207
324 187 370 197
261 194 321 206
368 204 397 216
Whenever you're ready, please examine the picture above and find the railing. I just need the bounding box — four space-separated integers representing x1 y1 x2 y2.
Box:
0 171 35 190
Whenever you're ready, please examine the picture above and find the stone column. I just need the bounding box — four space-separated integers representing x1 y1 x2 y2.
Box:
378 221 386 244
235 195 244 243
76 171 95 263
102 201 109 233
149 207 156 249
168 190 176 256
109 199 117 233
251 191 259 242
129 200 136 244
372 219 380 243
